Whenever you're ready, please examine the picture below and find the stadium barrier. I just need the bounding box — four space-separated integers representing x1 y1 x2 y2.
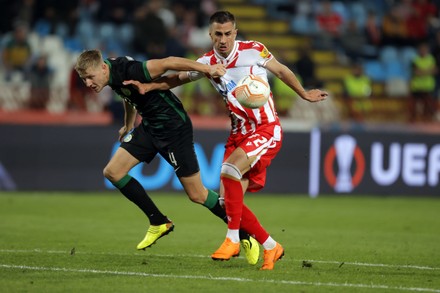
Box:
0 125 438 196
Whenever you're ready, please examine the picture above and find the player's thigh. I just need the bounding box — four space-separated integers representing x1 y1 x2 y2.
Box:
106 125 158 181
159 125 200 178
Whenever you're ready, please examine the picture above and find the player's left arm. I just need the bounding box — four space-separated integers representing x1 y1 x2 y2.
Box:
265 57 328 102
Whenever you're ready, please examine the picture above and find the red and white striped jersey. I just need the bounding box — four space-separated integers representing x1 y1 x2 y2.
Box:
188 40 280 137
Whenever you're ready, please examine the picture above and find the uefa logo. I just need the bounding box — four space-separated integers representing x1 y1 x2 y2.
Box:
324 135 366 193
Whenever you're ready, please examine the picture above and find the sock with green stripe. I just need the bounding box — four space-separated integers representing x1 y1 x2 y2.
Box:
203 189 227 223
114 174 168 225
202 189 251 241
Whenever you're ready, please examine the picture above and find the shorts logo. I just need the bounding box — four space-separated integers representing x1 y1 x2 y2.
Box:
123 134 133 142
324 135 365 192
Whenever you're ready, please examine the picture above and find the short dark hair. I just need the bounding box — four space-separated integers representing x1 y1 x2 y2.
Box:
209 11 235 25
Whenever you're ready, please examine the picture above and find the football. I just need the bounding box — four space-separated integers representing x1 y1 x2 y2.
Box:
234 75 270 109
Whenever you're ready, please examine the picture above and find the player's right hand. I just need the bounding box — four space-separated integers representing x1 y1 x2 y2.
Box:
209 64 226 78
123 80 151 95
118 126 130 142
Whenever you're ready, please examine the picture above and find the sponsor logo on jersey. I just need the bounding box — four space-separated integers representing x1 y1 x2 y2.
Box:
260 46 270 59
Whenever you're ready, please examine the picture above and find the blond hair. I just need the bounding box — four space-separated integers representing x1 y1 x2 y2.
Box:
75 49 103 76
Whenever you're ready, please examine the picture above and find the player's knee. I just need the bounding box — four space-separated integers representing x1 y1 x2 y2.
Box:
185 189 206 204
220 163 242 180
103 165 118 183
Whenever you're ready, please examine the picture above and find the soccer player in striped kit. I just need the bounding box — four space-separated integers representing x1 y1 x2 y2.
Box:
125 11 328 270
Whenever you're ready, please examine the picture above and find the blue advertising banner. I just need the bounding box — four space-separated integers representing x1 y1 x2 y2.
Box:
0 125 438 196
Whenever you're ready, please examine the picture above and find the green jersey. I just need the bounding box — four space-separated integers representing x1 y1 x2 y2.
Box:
106 56 189 139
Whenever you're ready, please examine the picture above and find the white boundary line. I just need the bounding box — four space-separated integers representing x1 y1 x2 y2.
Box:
1 264 439 292
1 249 438 271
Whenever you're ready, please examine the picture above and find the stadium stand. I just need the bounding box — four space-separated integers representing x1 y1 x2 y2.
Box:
0 0 439 125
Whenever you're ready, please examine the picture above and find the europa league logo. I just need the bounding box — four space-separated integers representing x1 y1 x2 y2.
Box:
334 135 356 192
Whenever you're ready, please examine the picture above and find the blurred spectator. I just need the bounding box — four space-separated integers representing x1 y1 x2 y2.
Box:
409 42 438 122
413 0 438 20
406 4 430 45
133 0 168 58
74 0 100 49
340 19 377 63
96 0 135 54
2 23 32 82
27 55 52 109
33 0 79 37
271 75 298 117
266 0 296 21
343 63 373 121
154 0 187 57
364 10 382 47
290 0 315 35
381 5 410 47
314 0 344 50
394 0 414 20
200 0 218 18
97 0 133 24
15 0 37 28
175 7 199 50
412 0 439 34
293 47 322 89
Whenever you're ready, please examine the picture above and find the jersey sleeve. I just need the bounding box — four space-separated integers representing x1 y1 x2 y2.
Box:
113 57 153 83
252 41 274 68
127 59 152 83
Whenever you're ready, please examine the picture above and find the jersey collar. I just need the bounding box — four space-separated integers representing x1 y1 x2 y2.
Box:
104 60 113 85
213 41 238 65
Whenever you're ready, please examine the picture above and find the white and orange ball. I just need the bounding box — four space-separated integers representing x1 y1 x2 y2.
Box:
234 75 270 109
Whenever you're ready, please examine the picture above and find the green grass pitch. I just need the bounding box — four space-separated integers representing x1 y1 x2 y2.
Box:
0 192 439 293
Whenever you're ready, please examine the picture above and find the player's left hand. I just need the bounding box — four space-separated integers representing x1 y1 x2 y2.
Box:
304 89 329 102
123 80 151 95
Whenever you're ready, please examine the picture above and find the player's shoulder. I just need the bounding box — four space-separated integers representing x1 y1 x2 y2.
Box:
201 49 215 58
237 40 267 51
107 56 137 64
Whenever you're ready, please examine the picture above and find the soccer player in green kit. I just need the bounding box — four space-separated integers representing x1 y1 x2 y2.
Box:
75 50 259 264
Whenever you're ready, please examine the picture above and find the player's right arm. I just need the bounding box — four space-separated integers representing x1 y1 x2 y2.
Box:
118 100 137 142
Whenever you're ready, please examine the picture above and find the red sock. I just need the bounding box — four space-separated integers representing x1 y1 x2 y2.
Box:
221 176 244 230
240 204 270 244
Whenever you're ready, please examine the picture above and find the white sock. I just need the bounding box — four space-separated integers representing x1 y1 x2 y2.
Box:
226 229 240 243
262 236 277 250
